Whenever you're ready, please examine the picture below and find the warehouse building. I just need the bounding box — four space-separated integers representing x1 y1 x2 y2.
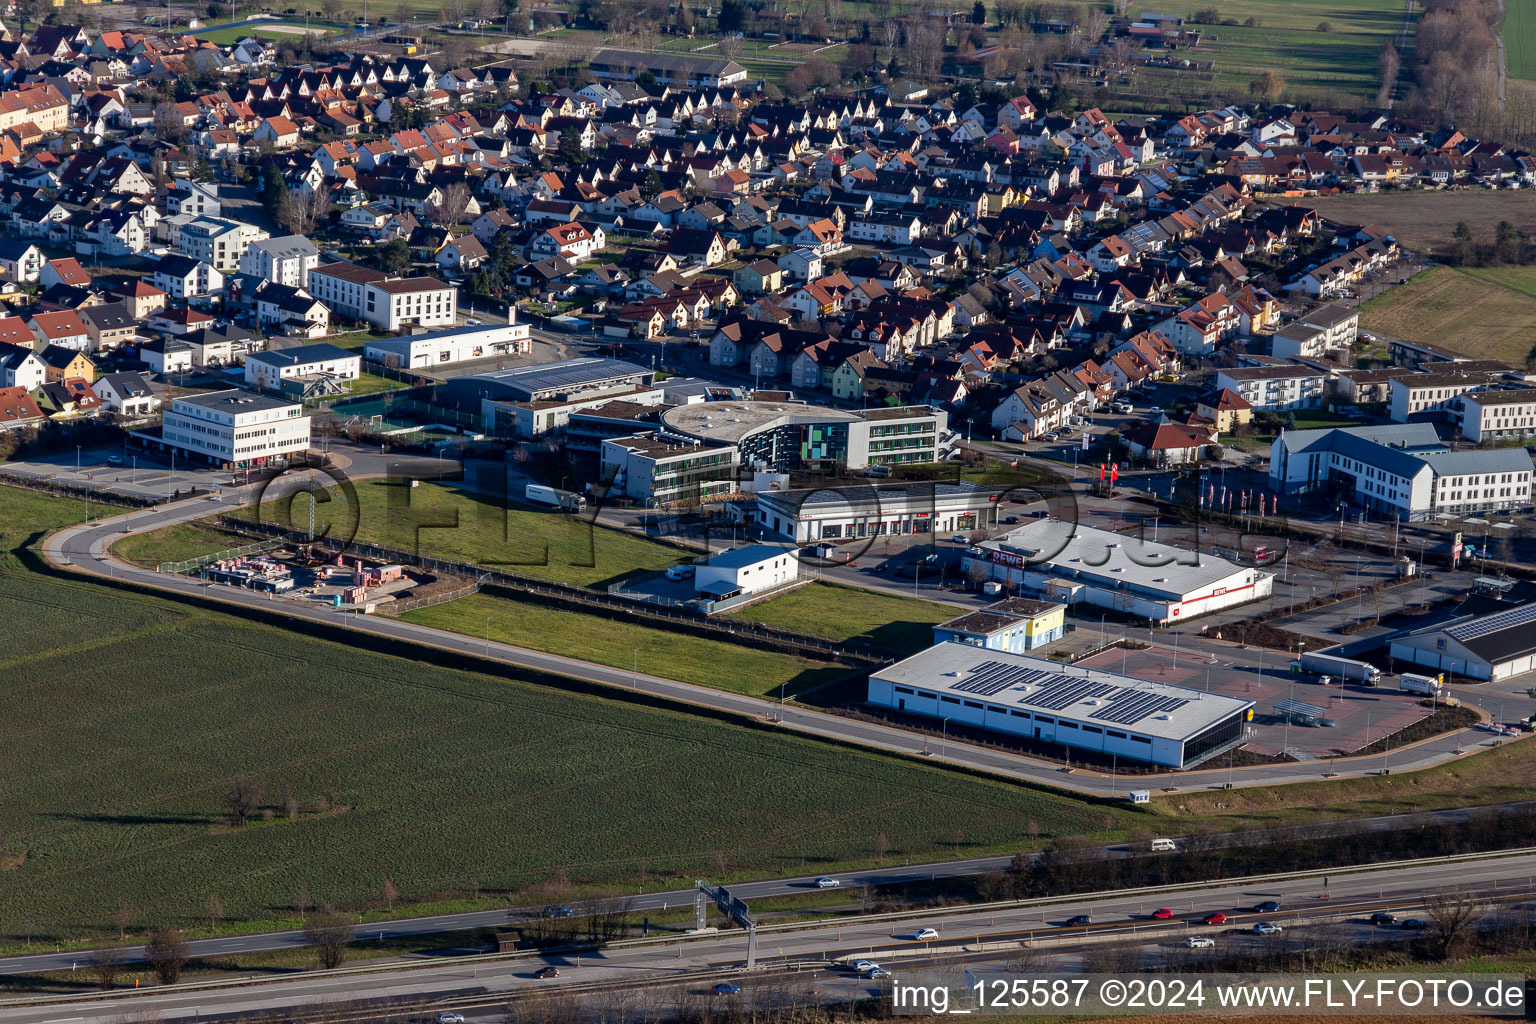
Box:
695 544 799 599
755 481 1002 542
868 643 1254 769
1390 603 1536 681
962 518 1272 624
441 357 659 437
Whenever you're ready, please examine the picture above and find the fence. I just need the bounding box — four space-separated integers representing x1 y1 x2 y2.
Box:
203 515 886 662
0 470 164 511
375 572 489 617
158 537 285 576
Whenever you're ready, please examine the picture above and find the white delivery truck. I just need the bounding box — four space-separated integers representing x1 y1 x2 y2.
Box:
525 483 586 513
1399 672 1444 698
1292 650 1382 686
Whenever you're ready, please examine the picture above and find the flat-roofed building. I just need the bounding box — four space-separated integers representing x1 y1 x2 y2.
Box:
142 389 310 469
1214 364 1326 411
1391 602 1536 681
661 401 949 472
932 597 1066 653
868 643 1254 768
363 316 531 370
1458 388 1536 443
1389 371 1505 422
754 481 1002 542
601 431 740 506
963 518 1273 624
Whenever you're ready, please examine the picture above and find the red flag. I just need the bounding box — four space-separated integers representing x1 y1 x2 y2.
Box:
1099 463 1106 482
1111 463 1119 483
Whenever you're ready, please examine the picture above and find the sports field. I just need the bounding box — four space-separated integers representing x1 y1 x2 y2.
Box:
1358 265 1536 366
0 485 1117 947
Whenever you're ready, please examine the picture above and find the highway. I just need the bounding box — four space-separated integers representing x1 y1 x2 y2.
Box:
2 851 1534 1024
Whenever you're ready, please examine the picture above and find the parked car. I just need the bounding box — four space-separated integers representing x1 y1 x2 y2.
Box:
535 966 561 979
106 454 123 465
1253 922 1283 935
1185 936 1215 948
1150 908 1173 920
665 565 695 581
951 534 967 544
913 927 939 940
814 876 840 888
1202 912 1228 925
1005 516 1019 524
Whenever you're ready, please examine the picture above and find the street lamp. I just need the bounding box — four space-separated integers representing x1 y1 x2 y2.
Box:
940 717 950 759
632 647 640 689
484 615 491 657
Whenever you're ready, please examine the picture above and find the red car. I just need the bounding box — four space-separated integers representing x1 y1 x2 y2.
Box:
1151 908 1173 920
1202 912 1228 925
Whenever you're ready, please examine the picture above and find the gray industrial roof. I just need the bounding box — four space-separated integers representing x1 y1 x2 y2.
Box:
175 388 297 412
1274 422 1440 457
662 400 860 444
873 643 1253 742
247 342 356 367
462 357 650 398
978 518 1264 600
706 544 798 569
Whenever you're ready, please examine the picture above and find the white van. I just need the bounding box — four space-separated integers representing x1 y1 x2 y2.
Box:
1150 838 1177 852
665 565 694 581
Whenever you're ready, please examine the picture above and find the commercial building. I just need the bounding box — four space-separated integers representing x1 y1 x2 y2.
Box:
867 643 1254 769
932 598 1066 653
601 432 739 507
1269 423 1534 520
694 544 799 600
244 342 361 392
363 317 531 370
445 357 658 438
1458 388 1536 443
145 389 310 468
754 481 1001 542
962 518 1273 624
660 401 949 472
1390 603 1536 682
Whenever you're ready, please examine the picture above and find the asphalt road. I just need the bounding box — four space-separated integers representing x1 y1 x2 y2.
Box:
4 851 1534 1024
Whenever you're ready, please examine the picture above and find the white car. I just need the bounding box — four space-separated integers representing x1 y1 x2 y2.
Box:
437 1014 466 1024
914 927 939 940
852 960 880 972
1185 936 1215 948
814 876 840 888
1253 922 1283 936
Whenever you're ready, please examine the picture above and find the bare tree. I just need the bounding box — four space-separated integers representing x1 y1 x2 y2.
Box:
381 879 399 911
277 188 332 236
89 947 127 990
144 926 191 985
1425 888 1486 958
226 775 259 827
305 907 354 970
430 181 472 226
282 787 300 818
296 885 312 924
112 905 134 942
874 832 890 862
1376 42 1400 107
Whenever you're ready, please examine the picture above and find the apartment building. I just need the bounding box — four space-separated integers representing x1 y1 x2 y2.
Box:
177 216 270 272
1459 388 1536 443
1388 372 1505 422
1214 364 1327 411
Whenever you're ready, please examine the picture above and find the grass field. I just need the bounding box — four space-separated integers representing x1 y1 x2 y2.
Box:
402 591 849 698
0 486 1119 947
192 23 345 45
1506 0 1536 82
728 582 956 655
112 519 257 570
125 479 689 589
1280 191 1536 255
1359 265 1536 366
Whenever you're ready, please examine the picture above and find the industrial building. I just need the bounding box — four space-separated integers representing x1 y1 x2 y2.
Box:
932 598 1066 653
362 316 532 370
1269 422 1533 520
1390 602 1536 681
962 519 1273 624
139 390 310 469
660 401 949 472
694 544 800 599
867 643 1254 769
754 481 1002 542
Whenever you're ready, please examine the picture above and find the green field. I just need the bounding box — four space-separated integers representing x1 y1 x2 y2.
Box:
1360 265 1536 366
729 582 956 655
0 486 1118 947
191 23 346 45
403 591 848 698
112 519 257 570
1506 0 1536 82
127 479 689 589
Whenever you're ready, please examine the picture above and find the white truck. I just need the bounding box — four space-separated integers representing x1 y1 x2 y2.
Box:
1292 650 1382 686
525 483 586 513
1399 673 1444 698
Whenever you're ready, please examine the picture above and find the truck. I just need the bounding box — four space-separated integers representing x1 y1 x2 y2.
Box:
525 483 586 513
1399 672 1444 698
1291 650 1382 686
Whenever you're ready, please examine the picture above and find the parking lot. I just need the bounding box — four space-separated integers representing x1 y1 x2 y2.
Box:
0 444 235 501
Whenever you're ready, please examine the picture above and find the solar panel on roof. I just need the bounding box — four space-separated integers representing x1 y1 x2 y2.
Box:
1090 691 1190 725
950 661 1053 697
1445 603 1536 643
1020 676 1116 711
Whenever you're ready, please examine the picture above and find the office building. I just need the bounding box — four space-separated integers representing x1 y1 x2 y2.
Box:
144 389 310 468
660 401 949 472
